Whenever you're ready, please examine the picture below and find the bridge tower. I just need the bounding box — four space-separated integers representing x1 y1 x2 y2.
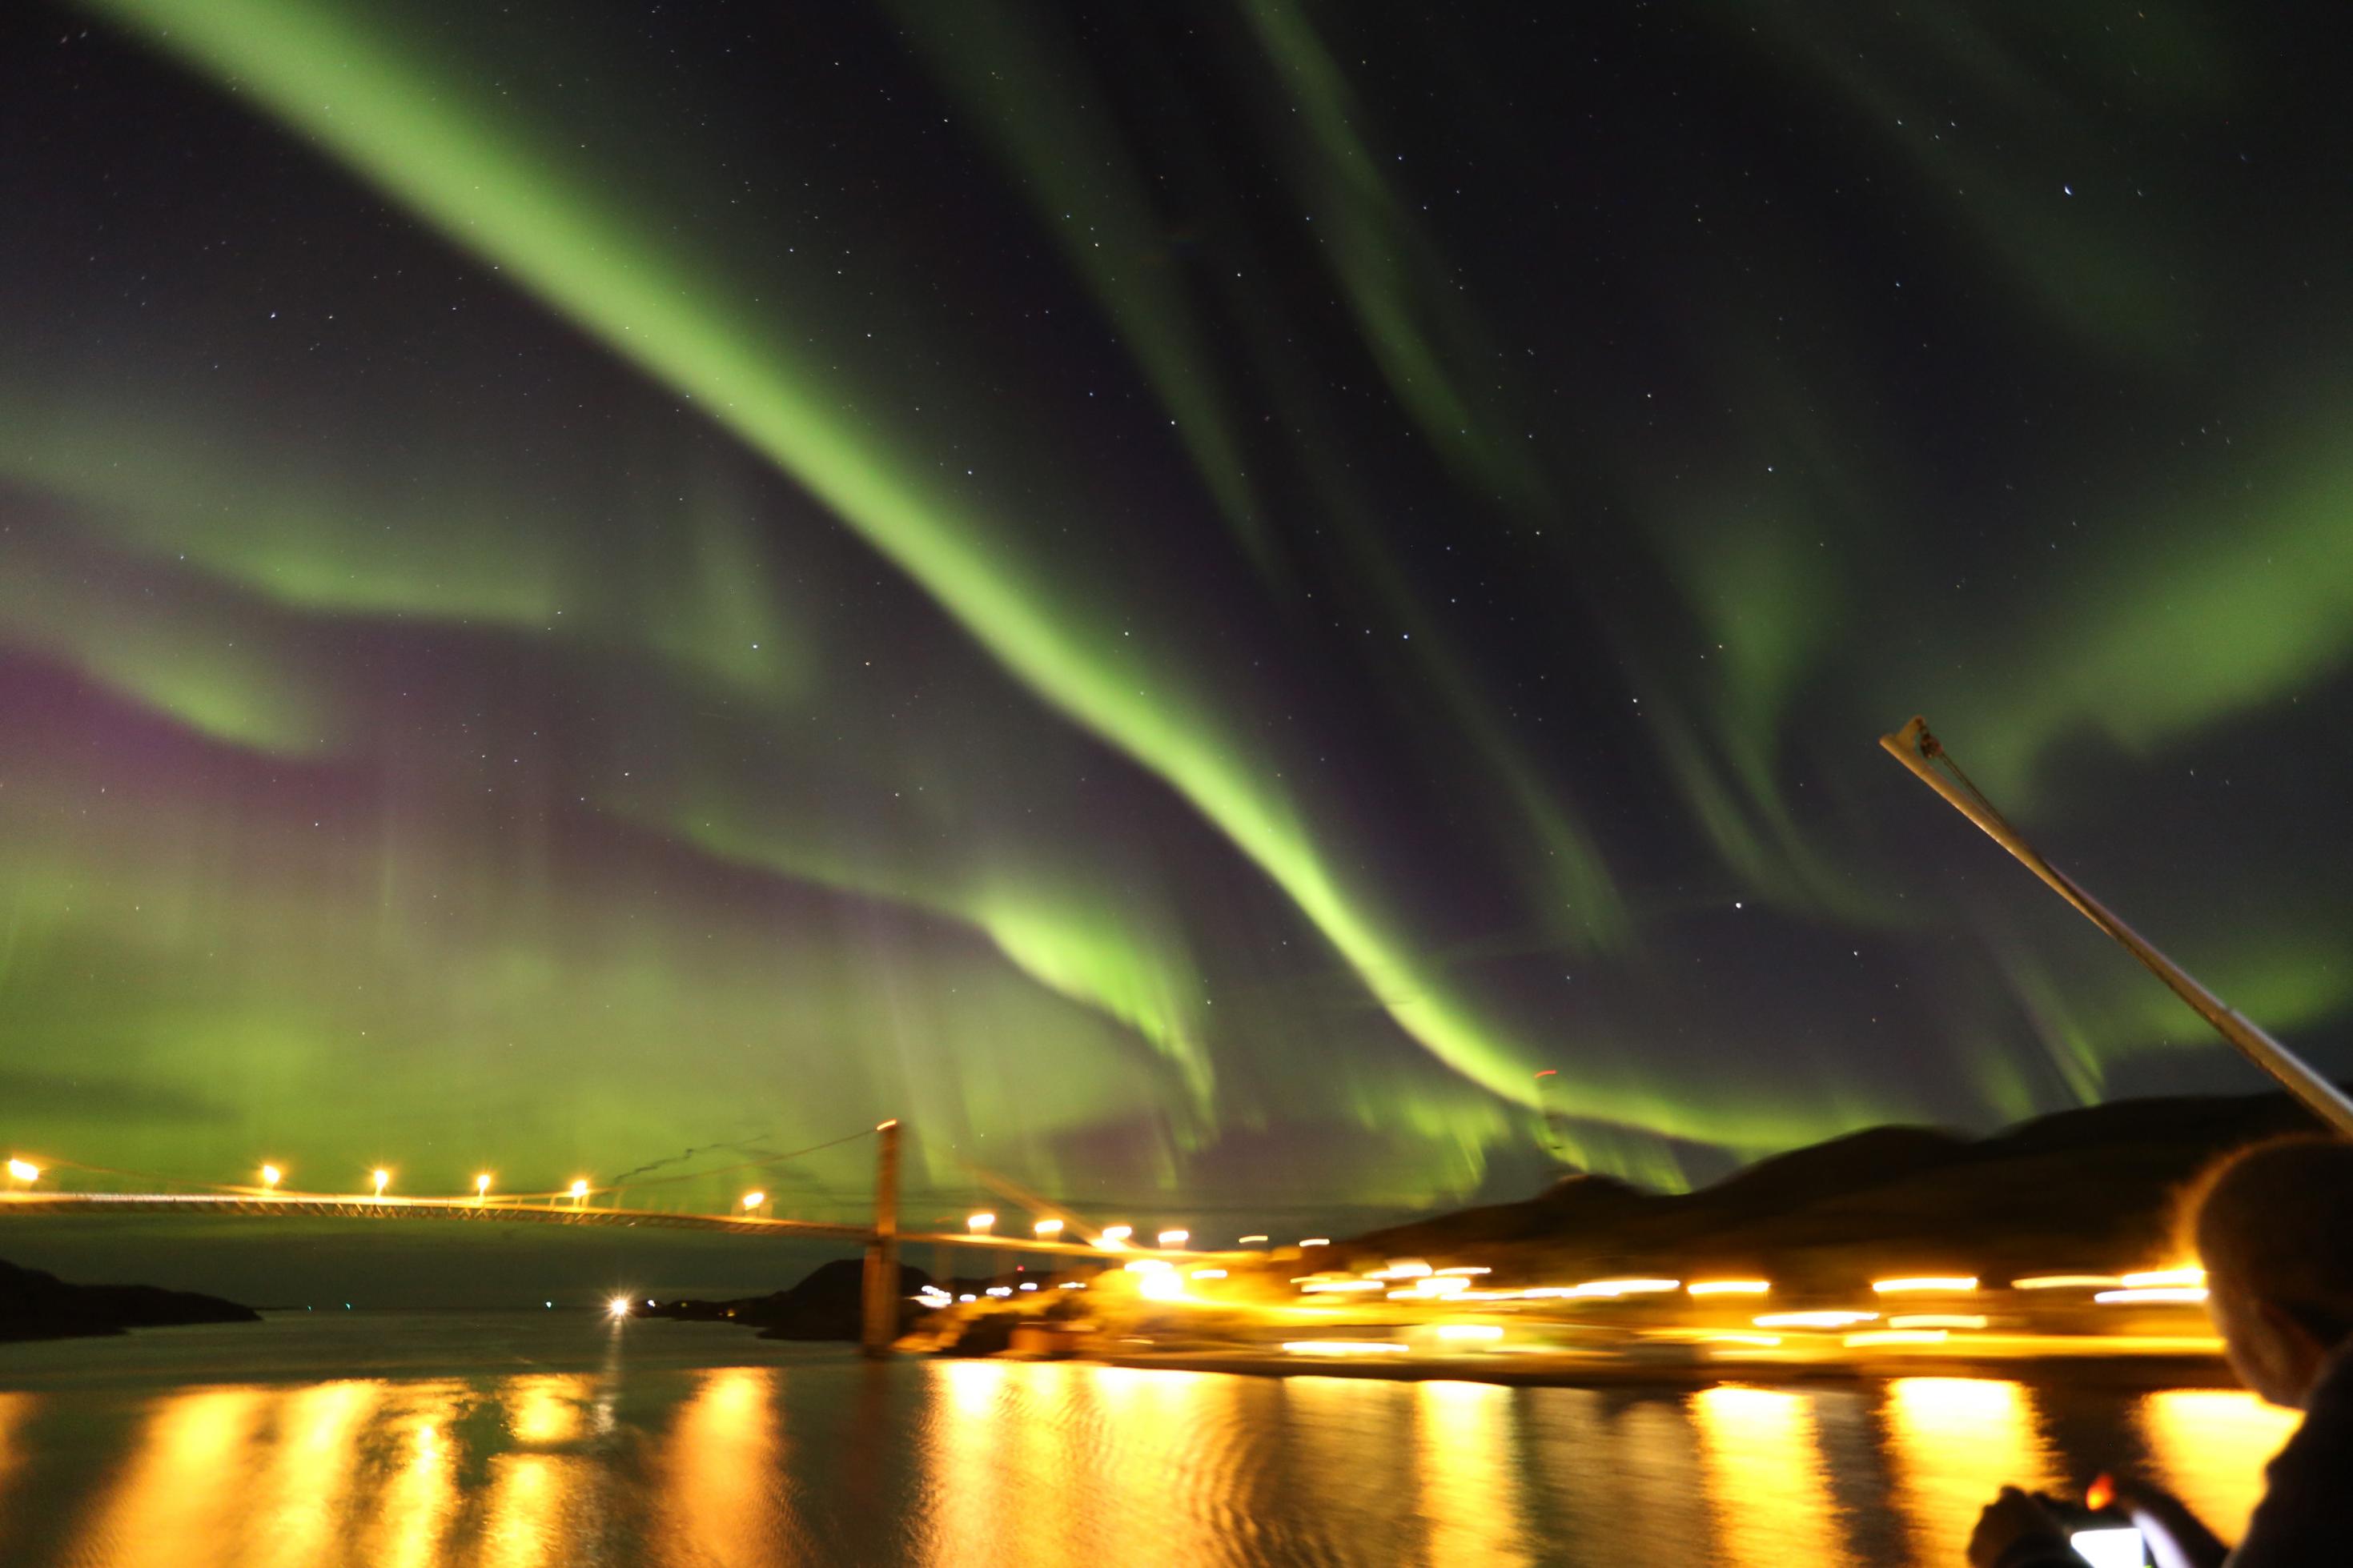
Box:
859 1118 901 1357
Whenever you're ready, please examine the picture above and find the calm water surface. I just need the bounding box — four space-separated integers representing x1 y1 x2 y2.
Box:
0 1313 2298 1566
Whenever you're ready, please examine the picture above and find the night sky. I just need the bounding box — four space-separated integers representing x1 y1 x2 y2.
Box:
6 2 2352 1299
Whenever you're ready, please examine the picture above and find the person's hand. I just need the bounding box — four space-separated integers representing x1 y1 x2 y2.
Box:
1968 1486 2074 1568
2099 1474 2228 1568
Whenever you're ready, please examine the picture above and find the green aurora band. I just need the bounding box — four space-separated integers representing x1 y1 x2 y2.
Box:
4 0 2347 1228
70 0 1831 1154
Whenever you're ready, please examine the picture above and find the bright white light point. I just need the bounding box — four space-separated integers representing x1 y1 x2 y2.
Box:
1733 901 1743 909
570 1180 590 1200
6 1159 39 1182
2063 184 2074 194
607 1296 630 1318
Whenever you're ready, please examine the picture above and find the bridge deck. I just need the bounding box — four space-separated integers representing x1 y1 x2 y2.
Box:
0 1193 1203 1258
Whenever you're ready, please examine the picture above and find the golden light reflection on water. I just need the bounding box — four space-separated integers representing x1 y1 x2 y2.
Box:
78 1386 271 1568
13 1348 2311 1568
1415 1379 1532 1566
2138 1390 2297 1541
0 1391 31 1490
0 1390 34 1555
1087 1365 1247 1562
478 1374 596 1568
1691 1385 1852 1568
1283 1374 1418 1556
1883 1378 2059 1567
356 1383 465 1568
922 1360 1276 1566
659 1365 797 1568
505 1373 587 1446
248 1380 382 1568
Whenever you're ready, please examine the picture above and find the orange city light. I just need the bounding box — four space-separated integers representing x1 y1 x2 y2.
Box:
1097 1224 1132 1248
569 1180 591 1201
475 1173 492 1197
2120 1266 2206 1289
742 1191 765 1211
1889 1314 1990 1330
1574 1277 1680 1297
2011 1274 2122 1290
967 1212 996 1233
259 1164 282 1189
1034 1218 1064 1237
1156 1229 1190 1247
6 1158 40 1184
1871 1276 1978 1295
1688 1280 1770 1297
1755 1310 1877 1329
371 1169 390 1197
1846 1329 1948 1347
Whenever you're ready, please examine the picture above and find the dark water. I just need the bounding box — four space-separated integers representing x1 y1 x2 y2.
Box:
0 1314 2295 1566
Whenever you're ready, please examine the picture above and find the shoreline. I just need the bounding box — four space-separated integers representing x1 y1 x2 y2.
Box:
1086 1347 2243 1393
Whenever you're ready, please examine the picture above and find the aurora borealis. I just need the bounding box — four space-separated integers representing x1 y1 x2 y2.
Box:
6 2 2351 1295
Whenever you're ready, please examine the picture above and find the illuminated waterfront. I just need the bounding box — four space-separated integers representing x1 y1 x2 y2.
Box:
0 1315 2295 1567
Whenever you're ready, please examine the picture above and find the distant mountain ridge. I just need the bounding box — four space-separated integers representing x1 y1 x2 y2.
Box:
641 1258 935 1340
1334 1089 2328 1289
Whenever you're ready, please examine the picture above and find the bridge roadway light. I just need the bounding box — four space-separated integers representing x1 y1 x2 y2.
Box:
476 1173 492 1199
1097 1224 1132 1249
6 1158 39 1185
371 1169 390 1198
1034 1218 1064 1239
261 1165 282 1190
742 1191 765 1213
1156 1229 1190 1248
966 1212 995 1234
569 1180 590 1205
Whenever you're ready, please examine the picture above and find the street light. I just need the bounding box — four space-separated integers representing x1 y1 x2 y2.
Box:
742 1191 765 1213
966 1212 995 1233
371 1169 390 1198
1098 1224 1132 1249
476 1173 492 1199
260 1164 282 1190
1156 1229 1190 1248
1034 1218 1064 1238
569 1180 590 1205
6 1158 39 1186
607 1296 631 1319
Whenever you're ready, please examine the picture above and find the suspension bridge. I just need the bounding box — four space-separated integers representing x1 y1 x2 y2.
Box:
0 1121 1229 1354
